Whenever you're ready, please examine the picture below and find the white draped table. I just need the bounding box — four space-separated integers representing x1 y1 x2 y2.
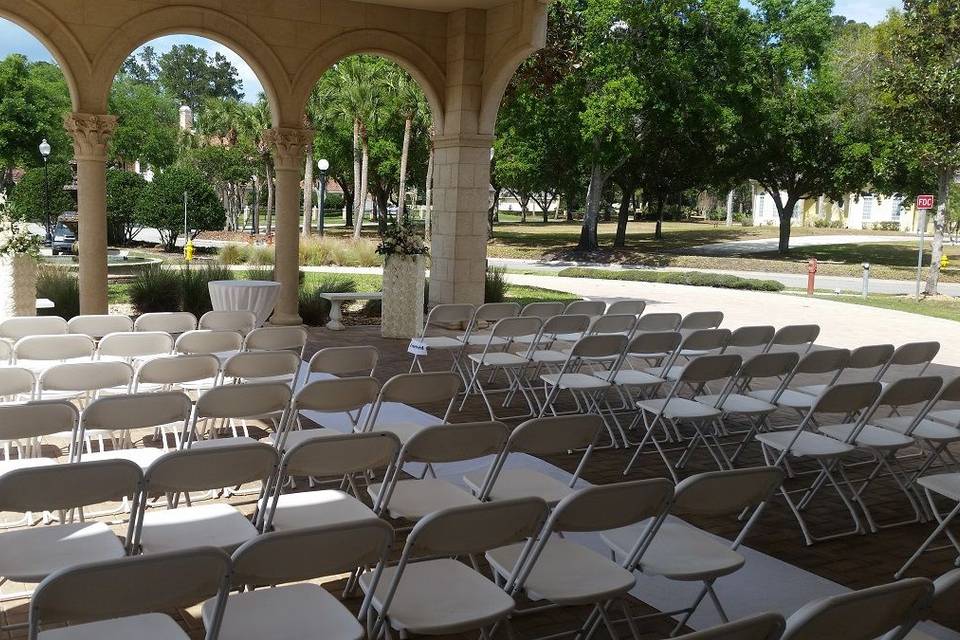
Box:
208 280 281 326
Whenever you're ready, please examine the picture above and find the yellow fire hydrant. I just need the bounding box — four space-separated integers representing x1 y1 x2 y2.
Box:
941 254 950 270
184 239 195 263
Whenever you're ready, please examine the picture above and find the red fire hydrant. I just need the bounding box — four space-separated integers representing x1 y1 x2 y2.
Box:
807 258 817 296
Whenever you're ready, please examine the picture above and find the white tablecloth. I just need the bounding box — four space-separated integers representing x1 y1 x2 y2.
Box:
208 280 281 326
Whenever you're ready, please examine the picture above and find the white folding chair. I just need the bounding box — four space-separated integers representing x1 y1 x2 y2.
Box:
262 431 401 532
674 613 785 640
187 381 292 447
361 371 461 444
131 442 279 554
37 361 133 406
0 401 77 474
635 312 682 333
457 302 521 346
604 331 682 410
764 324 820 354
133 311 197 334
243 325 307 358
889 569 960 638
0 339 11 365
877 341 941 384
204 521 393 640
97 331 174 364
198 309 257 335
13 334 95 374
408 303 475 375
359 498 549 639
0 366 35 404
606 299 646 316
514 314 592 372
133 353 221 395
757 381 882 545
464 414 603 506
520 301 566 319
564 300 607 317
490 479 674 640
720 325 776 356
221 350 300 386
650 328 731 379
780 578 932 640
679 311 723 336
175 329 243 363
28 547 232 640
307 345 379 382
794 343 894 397
0 316 67 344
67 314 133 339
747 348 851 415
271 376 381 449
370 421 509 521
602 467 784 634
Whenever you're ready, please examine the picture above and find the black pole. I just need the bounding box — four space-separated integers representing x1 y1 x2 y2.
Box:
42 158 50 243
317 171 327 236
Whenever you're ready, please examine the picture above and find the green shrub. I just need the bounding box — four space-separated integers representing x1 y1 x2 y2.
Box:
218 244 248 265
813 218 844 229
871 221 900 231
36 267 80 319
322 192 344 212
248 245 275 266
130 266 182 314
485 267 508 303
180 265 234 317
740 216 753 227
557 267 784 292
298 275 358 326
135 164 226 252
298 236 380 267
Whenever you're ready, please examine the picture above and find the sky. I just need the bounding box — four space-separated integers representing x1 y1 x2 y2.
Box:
0 0 903 103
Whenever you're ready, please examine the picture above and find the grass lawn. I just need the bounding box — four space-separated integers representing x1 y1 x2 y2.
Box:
806 293 960 323
557 267 784 291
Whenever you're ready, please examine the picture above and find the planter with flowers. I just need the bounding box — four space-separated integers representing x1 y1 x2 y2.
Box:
0 207 42 317
377 224 427 339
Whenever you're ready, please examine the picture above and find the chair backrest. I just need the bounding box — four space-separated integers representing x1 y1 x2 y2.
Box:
0 400 78 441
727 326 776 350
29 548 231 639
875 376 942 412
81 391 192 433
739 351 800 380
98 331 173 360
550 479 673 533
194 381 292 419
0 316 67 341
590 314 638 335
134 311 197 334
199 310 257 335
927 568 960 620
67 314 134 338
231 520 393 587
293 376 380 414
627 331 682 357
422 303 474 330
0 459 142 513
473 302 521 323
145 442 279 493
283 431 401 478
781 578 933 640
680 311 724 331
812 381 882 415
39 361 132 393
222 350 300 381
14 334 95 362
635 313 682 332
565 300 606 316
401 421 509 464
0 366 34 398
681 328 731 353
848 343 895 370
769 324 820 349
673 466 784 516
378 371 461 405
309 345 379 376
606 299 646 316
487 316 542 342
243 326 307 353
889 341 940 368
175 329 243 355
568 334 629 359
796 348 850 376
678 354 743 384
541 314 592 337
934 376 960 405
520 301 565 319
135 354 220 386
507 414 603 456
673 613 786 640
0 338 10 363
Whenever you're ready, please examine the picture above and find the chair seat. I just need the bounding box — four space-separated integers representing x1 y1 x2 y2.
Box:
540 373 612 391
39 612 189 640
795 384 828 396
419 336 463 350
487 538 634 605
608 370 665 387
267 428 338 449
190 436 260 449
369 421 431 444
755 431 855 458
818 423 914 450
459 333 509 347
462 468 575 506
79 447 168 469
0 456 58 478
0 521 125 582
269 489 378 531
603 519 744 581
139 503 257 554
644 365 684 381
748 389 817 409
637 398 721 420
917 473 960 502
467 352 528 367
695 393 776 416
368 479 479 520
874 416 960 443
359 558 515 635
177 377 219 392
930 409 960 427
201 582 363 640
522 349 568 364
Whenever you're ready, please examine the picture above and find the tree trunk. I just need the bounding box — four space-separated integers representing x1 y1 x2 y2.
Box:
520 194 529 223
302 143 313 235
265 161 275 235
425 142 434 238
654 197 665 240
776 195 799 254
398 116 412 225
925 169 953 295
488 187 501 238
252 174 260 235
725 189 735 226
352 119 362 235
578 165 605 251
566 190 575 222
614 184 633 247
354 135 369 240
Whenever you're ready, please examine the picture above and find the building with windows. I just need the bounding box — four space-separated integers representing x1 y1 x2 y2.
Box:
752 190 923 232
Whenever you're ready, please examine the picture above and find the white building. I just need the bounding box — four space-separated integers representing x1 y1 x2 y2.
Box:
752 190 917 232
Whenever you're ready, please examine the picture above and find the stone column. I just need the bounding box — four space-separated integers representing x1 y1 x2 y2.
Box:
64 113 116 315
264 127 312 325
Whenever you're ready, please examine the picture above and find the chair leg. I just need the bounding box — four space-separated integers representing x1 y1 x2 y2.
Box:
897 495 960 578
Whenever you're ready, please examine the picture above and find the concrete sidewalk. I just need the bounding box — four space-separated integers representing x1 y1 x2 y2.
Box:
688 233 916 256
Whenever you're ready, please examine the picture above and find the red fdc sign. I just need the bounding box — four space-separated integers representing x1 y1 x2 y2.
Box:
917 195 935 210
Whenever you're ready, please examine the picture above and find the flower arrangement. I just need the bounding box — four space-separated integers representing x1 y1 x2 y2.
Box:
376 223 428 259
0 198 42 259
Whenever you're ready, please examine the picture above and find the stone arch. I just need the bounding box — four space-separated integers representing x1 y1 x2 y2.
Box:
0 1 86 111
290 30 446 134
478 45 541 136
89 5 292 125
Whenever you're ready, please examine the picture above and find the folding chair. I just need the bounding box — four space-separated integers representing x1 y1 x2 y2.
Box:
187 381 292 447
306 345 379 382
602 467 784 633
516 313 592 368
361 371 461 444
764 324 820 354
28 547 232 640
625 354 743 480
408 303 475 374
203 521 394 640
97 331 174 364
0 366 35 404
132 353 221 395
243 325 307 362
463 414 603 506
13 334 95 374
133 311 197 334
679 311 723 336
37 361 133 406
747 348 851 415
877 341 940 383
221 350 301 386
0 316 67 343
67 314 133 339
757 382 882 545
457 302 521 346
0 400 77 468
359 498 549 639
520 301 566 319
794 343 895 396
131 442 279 554
262 431 401 532
780 578 932 640
565 299 607 317
174 329 243 363
199 309 258 335
0 460 142 598
674 613 785 640
489 479 674 640
890 569 960 638
720 325 776 355
0 339 10 365
634 312 682 332
606 299 646 316
270 376 381 449
604 331 682 409
652 328 731 377
370 421 509 520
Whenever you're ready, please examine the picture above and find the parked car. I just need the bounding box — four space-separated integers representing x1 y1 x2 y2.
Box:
51 214 77 255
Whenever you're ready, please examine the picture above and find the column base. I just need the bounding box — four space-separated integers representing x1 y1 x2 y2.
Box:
269 312 303 326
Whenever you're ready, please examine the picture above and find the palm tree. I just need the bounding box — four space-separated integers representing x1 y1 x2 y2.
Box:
391 70 427 225
239 96 273 235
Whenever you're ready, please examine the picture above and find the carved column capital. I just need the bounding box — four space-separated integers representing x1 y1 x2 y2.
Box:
264 128 314 172
63 113 117 162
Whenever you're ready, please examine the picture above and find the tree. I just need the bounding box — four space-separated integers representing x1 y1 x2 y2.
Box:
391 69 428 223
108 76 179 170
105 169 147 245
121 46 161 84
135 164 225 251
156 44 243 112
8 163 74 223
238 96 274 235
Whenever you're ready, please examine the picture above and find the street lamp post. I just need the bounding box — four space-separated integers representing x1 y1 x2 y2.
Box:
38 139 51 243
316 158 329 236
